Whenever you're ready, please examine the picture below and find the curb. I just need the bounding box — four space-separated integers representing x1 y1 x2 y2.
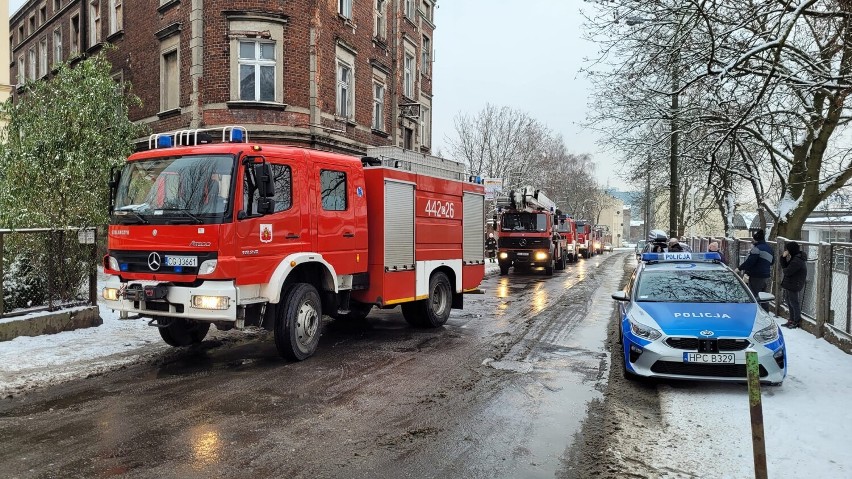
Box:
0 306 102 342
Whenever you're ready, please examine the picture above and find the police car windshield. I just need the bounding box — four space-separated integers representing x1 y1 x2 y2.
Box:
113 155 234 225
635 270 752 303
501 212 547 232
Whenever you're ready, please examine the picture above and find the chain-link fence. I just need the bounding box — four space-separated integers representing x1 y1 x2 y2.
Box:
0 228 98 318
828 243 852 334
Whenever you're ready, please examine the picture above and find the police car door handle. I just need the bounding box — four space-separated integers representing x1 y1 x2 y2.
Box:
286 233 300 239
343 232 355 238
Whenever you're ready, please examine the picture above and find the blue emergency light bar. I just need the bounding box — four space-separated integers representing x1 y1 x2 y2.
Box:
641 252 722 262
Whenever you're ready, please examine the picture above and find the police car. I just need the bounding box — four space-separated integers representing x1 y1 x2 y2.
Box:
612 252 786 385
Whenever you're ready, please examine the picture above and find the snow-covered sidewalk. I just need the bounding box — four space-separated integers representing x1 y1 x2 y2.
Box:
619 316 852 478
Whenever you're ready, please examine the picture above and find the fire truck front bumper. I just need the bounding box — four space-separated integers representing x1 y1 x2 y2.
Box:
101 277 238 322
498 250 551 266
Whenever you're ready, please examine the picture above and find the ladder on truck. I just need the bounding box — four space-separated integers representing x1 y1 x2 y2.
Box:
495 186 557 212
364 146 466 181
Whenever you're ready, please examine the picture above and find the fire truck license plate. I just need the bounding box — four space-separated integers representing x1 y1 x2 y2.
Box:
165 255 198 267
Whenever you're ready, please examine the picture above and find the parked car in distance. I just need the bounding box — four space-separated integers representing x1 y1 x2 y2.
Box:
604 242 613 252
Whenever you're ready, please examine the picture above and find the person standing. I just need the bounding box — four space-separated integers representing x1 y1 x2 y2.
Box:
780 241 807 329
708 241 727 265
485 233 497 263
738 229 775 311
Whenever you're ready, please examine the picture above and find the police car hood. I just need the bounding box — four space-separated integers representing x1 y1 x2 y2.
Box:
635 302 758 337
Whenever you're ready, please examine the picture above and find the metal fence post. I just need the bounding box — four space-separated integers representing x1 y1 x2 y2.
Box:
775 237 786 315
815 243 832 338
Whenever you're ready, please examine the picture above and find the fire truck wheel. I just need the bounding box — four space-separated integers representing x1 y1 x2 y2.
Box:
499 263 510 275
402 272 452 328
555 254 566 271
275 283 323 361
156 317 210 347
545 261 554 276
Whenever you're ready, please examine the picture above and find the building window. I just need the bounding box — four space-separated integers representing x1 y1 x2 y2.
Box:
161 47 179 111
373 82 385 131
17 55 25 85
29 15 35 35
89 0 100 46
420 106 431 147
39 4 47 25
38 37 48 77
421 35 431 76
53 28 62 66
338 0 352 19
320 170 347 211
403 127 414 150
403 53 414 98
18 25 24 42
238 40 275 102
336 61 353 119
422 1 433 22
109 0 122 34
403 0 414 19
54 0 61 12
28 47 36 80
70 14 80 55
375 0 386 40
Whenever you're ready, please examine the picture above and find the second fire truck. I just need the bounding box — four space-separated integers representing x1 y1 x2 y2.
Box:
495 187 567 276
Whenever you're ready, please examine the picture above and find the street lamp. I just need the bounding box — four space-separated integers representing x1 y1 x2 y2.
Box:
626 15 681 239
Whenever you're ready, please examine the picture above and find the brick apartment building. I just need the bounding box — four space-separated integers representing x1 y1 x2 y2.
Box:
10 0 436 154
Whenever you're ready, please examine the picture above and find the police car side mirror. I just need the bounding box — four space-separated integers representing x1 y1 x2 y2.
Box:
757 292 775 303
611 291 629 301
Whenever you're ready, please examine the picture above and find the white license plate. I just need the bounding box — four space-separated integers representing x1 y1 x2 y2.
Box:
683 353 735 364
517 252 529 256
165 255 198 267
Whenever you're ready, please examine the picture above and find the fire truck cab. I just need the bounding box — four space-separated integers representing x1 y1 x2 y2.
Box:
101 127 485 360
556 214 578 263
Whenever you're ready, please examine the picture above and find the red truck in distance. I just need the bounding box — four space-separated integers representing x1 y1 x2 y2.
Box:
101 127 485 360
556 214 578 263
495 187 567 276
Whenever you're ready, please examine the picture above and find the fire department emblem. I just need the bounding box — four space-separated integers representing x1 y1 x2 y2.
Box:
260 224 273 243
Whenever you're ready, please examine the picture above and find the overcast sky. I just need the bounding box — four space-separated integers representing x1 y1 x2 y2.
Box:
8 0 626 190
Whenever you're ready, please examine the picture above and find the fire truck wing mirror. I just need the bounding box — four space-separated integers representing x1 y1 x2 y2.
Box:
254 164 275 198
257 197 275 215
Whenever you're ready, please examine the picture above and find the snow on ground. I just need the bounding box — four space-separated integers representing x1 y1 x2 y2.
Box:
624 316 852 478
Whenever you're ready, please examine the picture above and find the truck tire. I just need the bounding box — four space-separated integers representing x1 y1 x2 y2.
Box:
156 317 210 347
402 272 452 328
274 283 323 361
499 263 510 275
555 253 566 270
545 259 554 276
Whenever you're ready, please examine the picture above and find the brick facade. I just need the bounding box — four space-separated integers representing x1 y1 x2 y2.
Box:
10 0 437 155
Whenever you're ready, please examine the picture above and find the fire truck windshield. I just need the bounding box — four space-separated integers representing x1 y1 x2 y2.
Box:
112 155 235 225
501 212 548 232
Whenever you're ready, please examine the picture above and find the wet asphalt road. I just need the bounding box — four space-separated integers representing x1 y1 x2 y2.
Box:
0 252 628 479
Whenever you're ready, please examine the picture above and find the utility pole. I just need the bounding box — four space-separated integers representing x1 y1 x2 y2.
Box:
669 45 680 239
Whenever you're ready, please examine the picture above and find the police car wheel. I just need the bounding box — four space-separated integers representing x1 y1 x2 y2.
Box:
156 317 210 347
275 283 323 361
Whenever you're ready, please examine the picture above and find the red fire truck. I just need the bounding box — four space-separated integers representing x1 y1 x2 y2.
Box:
556 213 578 262
101 127 485 360
575 220 593 259
495 187 566 276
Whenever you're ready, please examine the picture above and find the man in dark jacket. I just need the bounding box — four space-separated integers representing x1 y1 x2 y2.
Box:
738 229 774 311
780 241 807 328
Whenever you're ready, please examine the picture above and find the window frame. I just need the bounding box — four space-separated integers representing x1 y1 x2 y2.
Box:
421 34 431 76
53 27 63 66
237 39 277 102
17 55 25 86
338 0 353 19
89 0 101 46
159 35 180 112
375 0 386 40
70 13 80 55
336 60 354 119
403 53 414 98
403 0 414 19
243 163 293 215
38 36 48 77
372 81 385 131
420 105 431 147
27 46 36 80
109 0 122 34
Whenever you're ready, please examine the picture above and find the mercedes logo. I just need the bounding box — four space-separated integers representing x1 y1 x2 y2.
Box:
519 239 527 246
699 330 714 337
148 252 162 271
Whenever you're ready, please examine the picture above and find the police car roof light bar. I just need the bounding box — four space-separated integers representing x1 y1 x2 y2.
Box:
641 252 722 263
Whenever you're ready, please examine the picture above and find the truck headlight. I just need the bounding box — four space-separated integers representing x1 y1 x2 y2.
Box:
191 295 230 310
198 260 218 275
534 251 548 261
499 252 508 259
102 288 119 301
